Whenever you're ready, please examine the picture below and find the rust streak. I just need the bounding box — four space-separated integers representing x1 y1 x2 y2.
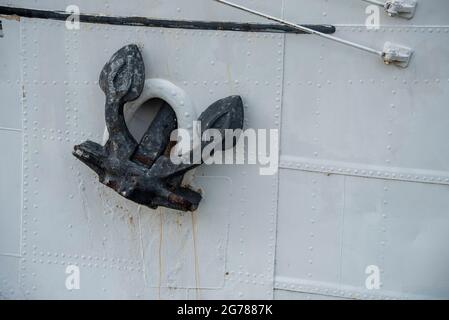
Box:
158 208 164 300
191 211 201 300
0 14 20 21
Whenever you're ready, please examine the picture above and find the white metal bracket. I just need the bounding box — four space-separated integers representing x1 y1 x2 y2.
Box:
382 42 414 68
384 0 417 19
363 0 417 19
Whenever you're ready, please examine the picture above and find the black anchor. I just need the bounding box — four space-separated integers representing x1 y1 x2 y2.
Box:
73 45 244 212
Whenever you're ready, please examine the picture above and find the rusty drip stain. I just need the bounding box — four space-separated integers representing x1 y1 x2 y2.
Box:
136 205 149 289
128 215 134 228
191 211 201 299
158 208 164 300
0 14 20 21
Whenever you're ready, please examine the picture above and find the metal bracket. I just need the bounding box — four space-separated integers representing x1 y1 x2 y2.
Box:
73 45 244 212
382 42 414 68
384 0 417 19
0 21 3 38
363 0 417 19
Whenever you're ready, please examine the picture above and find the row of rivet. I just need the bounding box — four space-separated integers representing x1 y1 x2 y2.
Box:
280 159 449 186
227 270 273 287
5 77 449 86
377 81 399 277
20 19 32 297
29 249 143 272
274 280 407 300
308 116 320 279
264 33 284 299
338 26 449 33
289 78 449 86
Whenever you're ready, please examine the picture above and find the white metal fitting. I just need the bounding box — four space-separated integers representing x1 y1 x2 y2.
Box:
382 42 414 68
384 0 417 19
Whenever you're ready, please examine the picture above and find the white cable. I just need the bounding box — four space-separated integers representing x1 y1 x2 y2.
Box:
213 0 383 57
361 0 386 7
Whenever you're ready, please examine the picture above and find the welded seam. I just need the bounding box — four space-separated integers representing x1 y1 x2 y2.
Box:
270 0 287 300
